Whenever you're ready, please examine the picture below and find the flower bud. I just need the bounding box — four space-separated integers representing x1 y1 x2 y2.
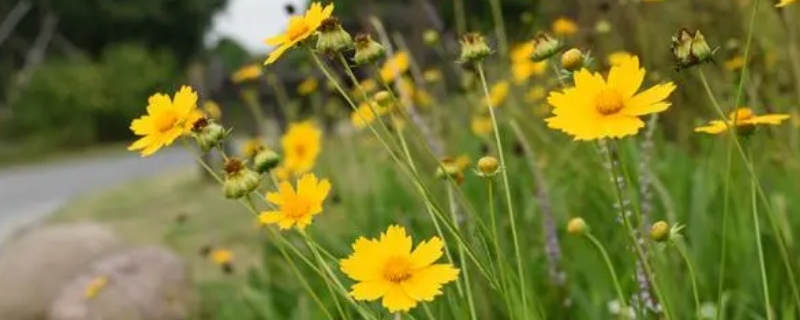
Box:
650 221 671 242
567 217 588 236
253 148 281 174
671 28 716 70
222 158 261 199
531 33 564 62
423 29 440 46
192 118 227 153
353 33 385 65
316 17 353 54
476 156 500 177
435 157 465 184
561 48 585 71
458 32 493 63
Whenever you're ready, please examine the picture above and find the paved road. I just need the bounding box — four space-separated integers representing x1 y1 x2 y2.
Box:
0 148 193 243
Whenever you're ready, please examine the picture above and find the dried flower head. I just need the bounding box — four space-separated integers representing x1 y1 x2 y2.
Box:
671 28 717 70
458 32 493 63
531 33 564 62
353 33 386 65
316 17 353 54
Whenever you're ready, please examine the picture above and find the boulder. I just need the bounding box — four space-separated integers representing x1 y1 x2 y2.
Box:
0 223 123 320
48 246 194 320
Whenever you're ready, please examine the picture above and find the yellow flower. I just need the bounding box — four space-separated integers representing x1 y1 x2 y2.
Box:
607 51 633 66
488 81 510 107
471 115 493 136
359 79 378 95
414 89 434 108
231 64 263 83
510 42 535 62
454 155 471 171
695 107 790 134
210 248 234 265
552 17 579 37
351 102 387 129
423 69 442 83
84 276 109 299
545 55 676 140
777 0 796 7
525 85 547 103
259 173 331 230
272 165 292 181
297 77 319 96
128 86 203 156
724 56 746 71
242 138 265 159
264 2 334 65
340 225 460 313
511 60 548 84
380 51 410 83
203 100 222 120
282 121 322 174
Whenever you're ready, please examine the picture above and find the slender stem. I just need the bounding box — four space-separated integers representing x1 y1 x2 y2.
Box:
446 183 478 320
476 63 528 317
240 87 268 136
486 178 514 318
715 141 733 320
300 231 350 320
394 313 402 320
749 147 773 320
487 0 508 56
673 242 702 319
453 0 467 35
585 233 629 319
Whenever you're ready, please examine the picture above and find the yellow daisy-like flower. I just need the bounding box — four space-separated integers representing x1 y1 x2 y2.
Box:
471 115 493 136
511 60 548 84
128 86 203 156
488 81 510 107
607 51 633 67
203 100 222 120
242 138 265 159
84 275 109 299
264 2 334 65
351 102 387 129
724 56 746 71
272 165 292 181
210 248 234 265
545 55 676 140
525 85 547 103
695 107 790 134
552 17 579 37
340 225 460 313
510 42 534 62
776 0 796 7
297 77 319 96
282 121 322 174
259 173 331 230
231 64 263 83
380 51 410 83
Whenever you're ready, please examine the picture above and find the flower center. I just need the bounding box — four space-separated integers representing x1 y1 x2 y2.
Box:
294 144 307 159
155 112 178 132
729 108 754 122
286 17 310 41
595 89 625 115
284 197 312 219
383 256 413 282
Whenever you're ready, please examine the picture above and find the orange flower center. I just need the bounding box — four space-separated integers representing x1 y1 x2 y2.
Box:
155 111 178 132
286 17 310 41
729 108 754 122
595 89 624 115
383 256 413 282
283 196 312 219
294 144 307 159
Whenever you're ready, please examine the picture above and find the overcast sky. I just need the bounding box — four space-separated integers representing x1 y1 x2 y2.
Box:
207 0 307 54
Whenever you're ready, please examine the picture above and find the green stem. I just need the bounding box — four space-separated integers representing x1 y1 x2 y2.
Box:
749 147 773 320
300 231 350 320
585 233 629 320
715 140 733 320
476 63 528 317
486 179 514 318
487 0 508 56
446 184 478 320
673 241 702 319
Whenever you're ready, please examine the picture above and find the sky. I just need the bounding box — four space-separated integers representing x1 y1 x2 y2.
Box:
206 0 307 54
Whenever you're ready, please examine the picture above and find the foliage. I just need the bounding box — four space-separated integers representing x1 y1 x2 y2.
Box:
7 44 177 147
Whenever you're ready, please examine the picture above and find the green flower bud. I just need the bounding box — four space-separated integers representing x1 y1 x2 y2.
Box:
316 17 353 54
222 158 261 199
423 29 440 46
561 48 585 71
353 33 385 65
567 217 588 236
531 33 564 62
650 221 671 242
476 156 500 177
458 32 493 63
192 118 227 153
253 149 281 174
435 157 464 184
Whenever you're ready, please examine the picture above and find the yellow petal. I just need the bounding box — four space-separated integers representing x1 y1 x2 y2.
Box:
265 44 292 65
259 211 282 225
341 238 385 281
622 82 676 116
401 264 459 301
410 237 444 269
607 55 644 98
297 173 319 195
147 93 172 114
128 135 154 152
277 217 295 230
350 280 391 301
173 86 197 111
130 117 153 135
265 35 287 46
266 192 283 206
382 284 417 312
599 114 645 139
749 114 791 125
573 69 605 97
380 225 412 255
694 121 727 134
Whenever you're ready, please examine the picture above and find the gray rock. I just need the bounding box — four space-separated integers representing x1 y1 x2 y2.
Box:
0 223 123 320
48 246 194 320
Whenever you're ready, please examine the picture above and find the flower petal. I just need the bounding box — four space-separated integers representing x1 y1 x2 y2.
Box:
749 114 791 125
382 284 417 313
410 237 444 269
599 114 645 139
694 120 727 134
340 237 385 281
380 225 412 255
258 211 282 225
350 280 391 301
607 55 644 98
265 44 292 65
622 82 676 116
573 69 605 97
400 264 459 301
173 86 197 112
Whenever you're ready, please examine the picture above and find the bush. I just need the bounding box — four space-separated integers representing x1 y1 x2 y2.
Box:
6 44 177 147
